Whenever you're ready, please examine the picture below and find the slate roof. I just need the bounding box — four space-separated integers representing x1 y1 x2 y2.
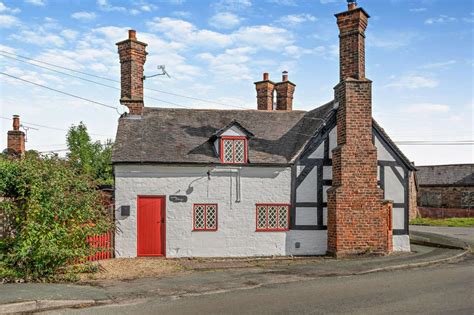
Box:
417 164 474 187
112 102 334 164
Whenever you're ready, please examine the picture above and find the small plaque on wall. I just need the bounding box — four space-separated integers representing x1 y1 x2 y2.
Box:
121 205 130 216
169 195 188 203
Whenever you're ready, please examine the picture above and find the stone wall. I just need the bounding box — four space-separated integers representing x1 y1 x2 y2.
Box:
418 186 474 209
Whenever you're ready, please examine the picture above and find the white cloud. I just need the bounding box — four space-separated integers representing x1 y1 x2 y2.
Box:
319 0 341 3
368 31 417 50
267 0 296 6
197 46 256 80
24 0 45 6
71 11 97 21
0 15 20 28
0 2 20 14
209 12 241 29
147 17 233 48
402 103 450 113
425 15 457 25
213 0 252 11
385 74 439 89
277 13 317 26
10 30 65 47
409 8 426 13
97 0 125 12
233 25 293 49
172 11 191 18
60 29 79 40
419 60 456 70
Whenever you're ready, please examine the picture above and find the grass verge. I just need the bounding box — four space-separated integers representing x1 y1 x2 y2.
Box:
410 217 474 227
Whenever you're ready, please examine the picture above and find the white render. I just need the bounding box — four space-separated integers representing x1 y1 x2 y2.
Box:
393 235 411 252
115 164 328 257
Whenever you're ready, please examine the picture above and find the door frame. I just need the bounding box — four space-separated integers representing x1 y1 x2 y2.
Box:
137 195 166 257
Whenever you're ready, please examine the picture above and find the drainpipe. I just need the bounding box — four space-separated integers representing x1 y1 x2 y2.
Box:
208 167 242 203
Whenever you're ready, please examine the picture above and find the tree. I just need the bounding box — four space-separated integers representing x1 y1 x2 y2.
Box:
0 153 112 280
66 122 113 186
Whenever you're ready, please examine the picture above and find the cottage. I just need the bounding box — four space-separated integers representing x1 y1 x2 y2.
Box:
112 2 415 258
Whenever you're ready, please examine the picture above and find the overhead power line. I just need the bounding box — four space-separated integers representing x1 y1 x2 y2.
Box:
0 72 118 110
0 50 250 110
0 116 113 137
0 52 189 109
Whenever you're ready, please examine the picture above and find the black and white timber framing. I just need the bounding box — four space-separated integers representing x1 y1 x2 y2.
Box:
291 113 414 235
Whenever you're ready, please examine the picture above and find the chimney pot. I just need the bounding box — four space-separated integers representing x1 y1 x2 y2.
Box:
263 72 269 81
347 0 357 10
282 71 288 82
12 115 20 131
128 29 137 40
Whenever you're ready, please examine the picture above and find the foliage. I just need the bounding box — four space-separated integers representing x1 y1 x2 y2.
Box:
0 152 113 280
410 217 474 227
66 122 113 186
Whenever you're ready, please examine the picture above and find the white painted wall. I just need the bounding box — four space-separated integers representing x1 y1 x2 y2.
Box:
393 235 410 252
115 164 327 257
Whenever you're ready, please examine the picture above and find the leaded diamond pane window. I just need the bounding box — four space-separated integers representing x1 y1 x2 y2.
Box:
256 204 289 231
220 137 247 164
193 204 218 231
234 140 245 163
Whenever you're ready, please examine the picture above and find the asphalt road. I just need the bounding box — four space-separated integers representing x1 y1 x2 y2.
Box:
47 254 474 315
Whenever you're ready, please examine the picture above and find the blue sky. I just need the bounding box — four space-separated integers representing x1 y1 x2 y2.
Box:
0 0 472 165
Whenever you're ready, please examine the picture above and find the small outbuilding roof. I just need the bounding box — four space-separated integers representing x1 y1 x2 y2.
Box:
417 164 474 187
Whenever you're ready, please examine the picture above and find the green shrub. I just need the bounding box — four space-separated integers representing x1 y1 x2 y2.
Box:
0 152 113 280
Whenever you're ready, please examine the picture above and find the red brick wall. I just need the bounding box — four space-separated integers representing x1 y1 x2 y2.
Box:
417 207 474 218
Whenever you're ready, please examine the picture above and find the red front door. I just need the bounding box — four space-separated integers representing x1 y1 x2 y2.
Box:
137 196 166 257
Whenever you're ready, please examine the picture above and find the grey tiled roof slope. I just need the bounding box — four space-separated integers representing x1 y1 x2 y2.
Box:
417 164 474 186
112 102 334 164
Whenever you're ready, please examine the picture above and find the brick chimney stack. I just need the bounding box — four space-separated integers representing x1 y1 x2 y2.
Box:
327 2 393 257
116 30 147 115
7 115 25 156
275 71 295 111
254 72 275 110
336 0 368 81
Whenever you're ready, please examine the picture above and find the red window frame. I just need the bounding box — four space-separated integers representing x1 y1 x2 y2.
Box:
255 203 290 232
220 136 248 164
193 203 218 231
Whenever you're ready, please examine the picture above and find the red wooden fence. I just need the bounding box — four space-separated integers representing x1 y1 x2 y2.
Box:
86 231 113 261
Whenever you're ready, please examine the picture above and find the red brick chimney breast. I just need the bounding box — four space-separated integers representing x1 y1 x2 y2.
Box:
327 4 392 257
7 115 25 156
116 30 148 115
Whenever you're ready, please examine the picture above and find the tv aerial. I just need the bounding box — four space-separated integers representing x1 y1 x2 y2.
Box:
21 124 39 142
143 65 171 80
